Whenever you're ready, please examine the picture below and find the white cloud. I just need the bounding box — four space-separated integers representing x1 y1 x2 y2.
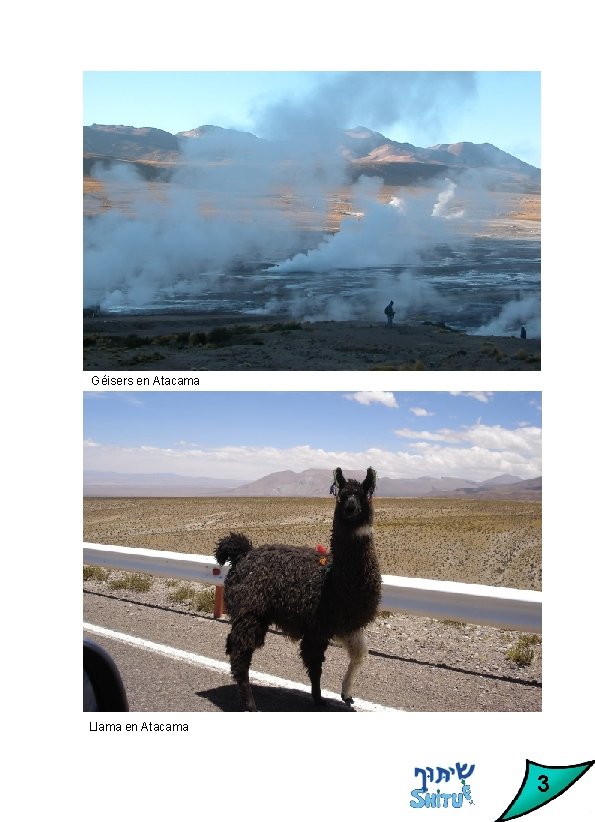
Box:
344 391 398 408
394 427 461 443
410 407 434 417
395 423 541 455
465 424 541 455
449 391 494 403
84 421 542 483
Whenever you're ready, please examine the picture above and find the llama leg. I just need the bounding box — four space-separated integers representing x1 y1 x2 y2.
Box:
226 616 267 711
339 628 368 705
300 635 330 705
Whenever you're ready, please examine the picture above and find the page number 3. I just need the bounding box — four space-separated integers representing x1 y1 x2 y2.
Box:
537 774 550 793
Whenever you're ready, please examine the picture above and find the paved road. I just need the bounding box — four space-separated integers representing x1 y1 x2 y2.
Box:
83 592 372 712
83 590 541 713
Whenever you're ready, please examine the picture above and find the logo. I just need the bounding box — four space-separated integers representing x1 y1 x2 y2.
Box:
410 761 475 809
495 759 594 820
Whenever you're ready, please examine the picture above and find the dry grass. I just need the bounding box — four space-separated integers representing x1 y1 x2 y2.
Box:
165 583 216 612
84 496 541 590
83 564 110 582
506 633 541 666
108 572 153 593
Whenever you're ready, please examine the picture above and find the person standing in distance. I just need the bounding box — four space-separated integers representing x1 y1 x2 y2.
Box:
384 300 395 328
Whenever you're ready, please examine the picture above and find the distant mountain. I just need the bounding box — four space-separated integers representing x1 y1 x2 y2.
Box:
232 469 486 498
83 123 540 192
229 468 334 497
84 469 541 500
430 476 542 501
380 475 482 496
83 124 179 162
480 473 526 486
426 142 538 175
177 124 260 143
230 469 538 499
342 126 538 174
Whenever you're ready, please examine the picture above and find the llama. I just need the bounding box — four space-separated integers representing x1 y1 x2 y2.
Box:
215 466 381 711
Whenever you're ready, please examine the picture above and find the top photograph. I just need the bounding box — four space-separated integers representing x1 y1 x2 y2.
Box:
83 71 540 372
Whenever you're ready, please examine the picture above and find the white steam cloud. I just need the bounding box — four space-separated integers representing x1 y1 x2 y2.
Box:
84 72 539 334
269 177 463 274
472 295 541 338
84 152 302 310
253 71 477 145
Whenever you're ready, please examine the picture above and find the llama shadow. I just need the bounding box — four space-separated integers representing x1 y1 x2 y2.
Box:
196 683 356 713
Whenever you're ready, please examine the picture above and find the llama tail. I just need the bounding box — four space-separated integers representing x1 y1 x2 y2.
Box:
215 532 253 566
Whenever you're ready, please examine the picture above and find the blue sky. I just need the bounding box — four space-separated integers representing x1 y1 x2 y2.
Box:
83 71 541 168
84 391 542 481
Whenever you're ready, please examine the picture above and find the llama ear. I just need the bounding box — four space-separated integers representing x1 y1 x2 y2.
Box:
363 467 376 498
333 467 346 489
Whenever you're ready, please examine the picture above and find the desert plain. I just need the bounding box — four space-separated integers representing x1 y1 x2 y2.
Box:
83 315 540 371
84 495 541 591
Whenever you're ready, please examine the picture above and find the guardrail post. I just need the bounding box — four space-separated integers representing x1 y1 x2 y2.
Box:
212 566 226 618
214 585 226 619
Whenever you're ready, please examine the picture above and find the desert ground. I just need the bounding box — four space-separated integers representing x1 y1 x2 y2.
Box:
84 495 541 590
83 316 540 371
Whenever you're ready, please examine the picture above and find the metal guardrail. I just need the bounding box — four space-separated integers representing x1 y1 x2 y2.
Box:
84 543 227 586
83 542 542 633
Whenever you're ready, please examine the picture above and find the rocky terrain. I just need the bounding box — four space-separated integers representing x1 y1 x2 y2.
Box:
83 316 540 371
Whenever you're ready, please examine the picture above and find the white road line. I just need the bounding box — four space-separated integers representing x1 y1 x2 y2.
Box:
83 622 403 713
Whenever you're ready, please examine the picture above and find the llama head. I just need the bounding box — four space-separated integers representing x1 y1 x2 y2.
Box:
331 467 376 525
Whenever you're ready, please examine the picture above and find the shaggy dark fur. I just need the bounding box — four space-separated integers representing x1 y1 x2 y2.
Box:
215 467 382 711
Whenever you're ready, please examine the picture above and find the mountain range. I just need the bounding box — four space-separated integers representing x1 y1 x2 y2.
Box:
83 123 540 192
84 469 541 500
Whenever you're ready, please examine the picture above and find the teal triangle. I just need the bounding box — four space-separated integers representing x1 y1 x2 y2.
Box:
497 759 594 820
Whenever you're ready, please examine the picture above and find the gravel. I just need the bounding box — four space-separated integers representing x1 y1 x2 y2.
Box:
83 571 541 712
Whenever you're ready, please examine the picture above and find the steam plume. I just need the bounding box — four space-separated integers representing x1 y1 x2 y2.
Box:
84 72 539 334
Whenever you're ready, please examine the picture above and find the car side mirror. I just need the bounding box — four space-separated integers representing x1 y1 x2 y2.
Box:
84 638 128 711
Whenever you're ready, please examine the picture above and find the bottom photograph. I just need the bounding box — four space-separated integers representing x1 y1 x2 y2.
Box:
83 390 542 713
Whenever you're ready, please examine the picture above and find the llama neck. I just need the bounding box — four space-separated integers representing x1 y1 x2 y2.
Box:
329 517 377 572
327 514 381 631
